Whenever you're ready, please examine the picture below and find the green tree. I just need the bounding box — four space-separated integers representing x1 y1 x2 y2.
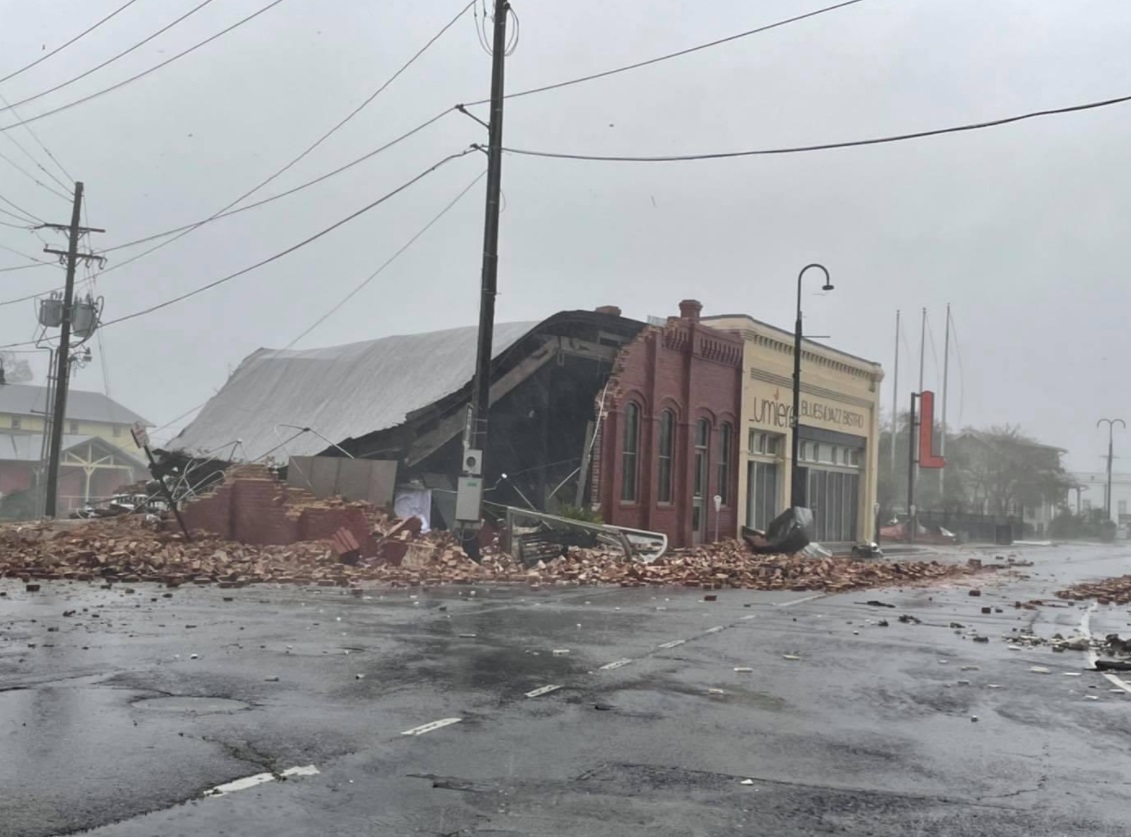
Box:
948 426 1071 517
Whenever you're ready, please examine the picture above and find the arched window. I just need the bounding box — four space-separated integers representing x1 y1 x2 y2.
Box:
718 422 733 505
621 403 641 502
694 419 710 500
658 410 675 503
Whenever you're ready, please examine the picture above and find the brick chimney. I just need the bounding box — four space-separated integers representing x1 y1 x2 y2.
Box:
595 305 622 317
678 299 702 322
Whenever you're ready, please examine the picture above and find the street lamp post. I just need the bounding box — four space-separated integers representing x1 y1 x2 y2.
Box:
790 263 834 508
1097 418 1125 521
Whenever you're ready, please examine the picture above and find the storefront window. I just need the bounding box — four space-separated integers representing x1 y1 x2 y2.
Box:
807 469 861 542
749 431 783 456
621 403 640 502
658 409 674 503
747 460 779 531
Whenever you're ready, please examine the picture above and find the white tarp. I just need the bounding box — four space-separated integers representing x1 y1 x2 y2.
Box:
173 322 537 461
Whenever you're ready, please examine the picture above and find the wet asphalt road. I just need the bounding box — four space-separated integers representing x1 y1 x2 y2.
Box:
3 544 1131 836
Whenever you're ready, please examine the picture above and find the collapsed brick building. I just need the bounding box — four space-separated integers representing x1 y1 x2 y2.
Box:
170 304 763 549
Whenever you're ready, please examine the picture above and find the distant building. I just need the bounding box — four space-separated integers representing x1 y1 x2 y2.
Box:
950 431 1067 538
1069 470 1131 527
0 384 151 515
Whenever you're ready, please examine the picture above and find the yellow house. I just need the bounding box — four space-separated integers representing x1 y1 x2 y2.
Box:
703 315 884 544
0 384 148 449
0 384 151 514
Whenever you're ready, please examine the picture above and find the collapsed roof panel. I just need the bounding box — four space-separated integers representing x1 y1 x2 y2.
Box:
172 311 644 463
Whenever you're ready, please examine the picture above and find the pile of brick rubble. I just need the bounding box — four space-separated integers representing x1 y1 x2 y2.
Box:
0 514 988 592
1056 575 1131 606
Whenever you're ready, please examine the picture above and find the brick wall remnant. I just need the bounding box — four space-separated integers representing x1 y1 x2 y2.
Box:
178 463 378 556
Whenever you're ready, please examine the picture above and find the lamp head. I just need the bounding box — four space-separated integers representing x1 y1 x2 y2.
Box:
822 282 835 292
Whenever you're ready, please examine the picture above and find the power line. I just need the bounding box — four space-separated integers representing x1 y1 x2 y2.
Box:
0 194 44 224
470 0 867 106
93 0 471 261
96 107 454 258
0 89 73 195
0 262 58 275
283 168 486 350
0 241 54 266
93 149 474 332
496 91 1131 162
0 0 144 85
0 146 70 200
0 0 220 115
204 0 473 215
0 0 287 134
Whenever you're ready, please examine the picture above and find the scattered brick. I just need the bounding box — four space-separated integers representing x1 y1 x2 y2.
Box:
1056 575 1131 606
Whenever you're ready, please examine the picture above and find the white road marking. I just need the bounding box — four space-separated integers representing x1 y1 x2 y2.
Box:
741 614 757 620
401 718 462 736
775 595 824 608
704 626 725 634
657 640 685 649
598 659 633 671
525 684 562 698
1081 604 1131 694
205 765 319 797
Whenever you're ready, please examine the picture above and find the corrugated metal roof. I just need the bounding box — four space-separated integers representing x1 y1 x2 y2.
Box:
173 321 540 461
0 384 149 426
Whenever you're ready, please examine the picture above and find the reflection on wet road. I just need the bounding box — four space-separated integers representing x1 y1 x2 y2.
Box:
4 542 1131 835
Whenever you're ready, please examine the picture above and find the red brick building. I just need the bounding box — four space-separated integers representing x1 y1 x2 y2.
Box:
592 301 743 547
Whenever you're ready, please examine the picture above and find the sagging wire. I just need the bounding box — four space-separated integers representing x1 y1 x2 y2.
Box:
474 1 518 56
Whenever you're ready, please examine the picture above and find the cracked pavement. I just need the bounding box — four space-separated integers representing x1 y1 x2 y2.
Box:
4 542 1131 835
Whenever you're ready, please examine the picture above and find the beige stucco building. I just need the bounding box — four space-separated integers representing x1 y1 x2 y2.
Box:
703 315 884 544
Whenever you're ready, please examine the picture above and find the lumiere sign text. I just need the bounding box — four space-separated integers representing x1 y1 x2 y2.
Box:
753 395 865 430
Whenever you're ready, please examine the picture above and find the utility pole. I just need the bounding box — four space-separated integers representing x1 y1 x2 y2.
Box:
907 392 918 543
939 303 951 495
41 182 104 518
457 0 509 543
890 309 899 486
1097 418 1125 521
916 307 926 491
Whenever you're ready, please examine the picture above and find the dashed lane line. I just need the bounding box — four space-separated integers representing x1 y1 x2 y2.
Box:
598 659 633 671
525 684 563 698
775 594 826 608
657 640 686 649
205 765 319 797
402 718 463 736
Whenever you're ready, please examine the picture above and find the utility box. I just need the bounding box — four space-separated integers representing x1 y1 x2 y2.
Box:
455 475 483 523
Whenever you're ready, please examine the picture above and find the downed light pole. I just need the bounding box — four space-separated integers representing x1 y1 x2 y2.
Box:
456 0 510 559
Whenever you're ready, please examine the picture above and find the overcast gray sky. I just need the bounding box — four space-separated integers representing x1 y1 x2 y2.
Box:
1 0 1128 470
